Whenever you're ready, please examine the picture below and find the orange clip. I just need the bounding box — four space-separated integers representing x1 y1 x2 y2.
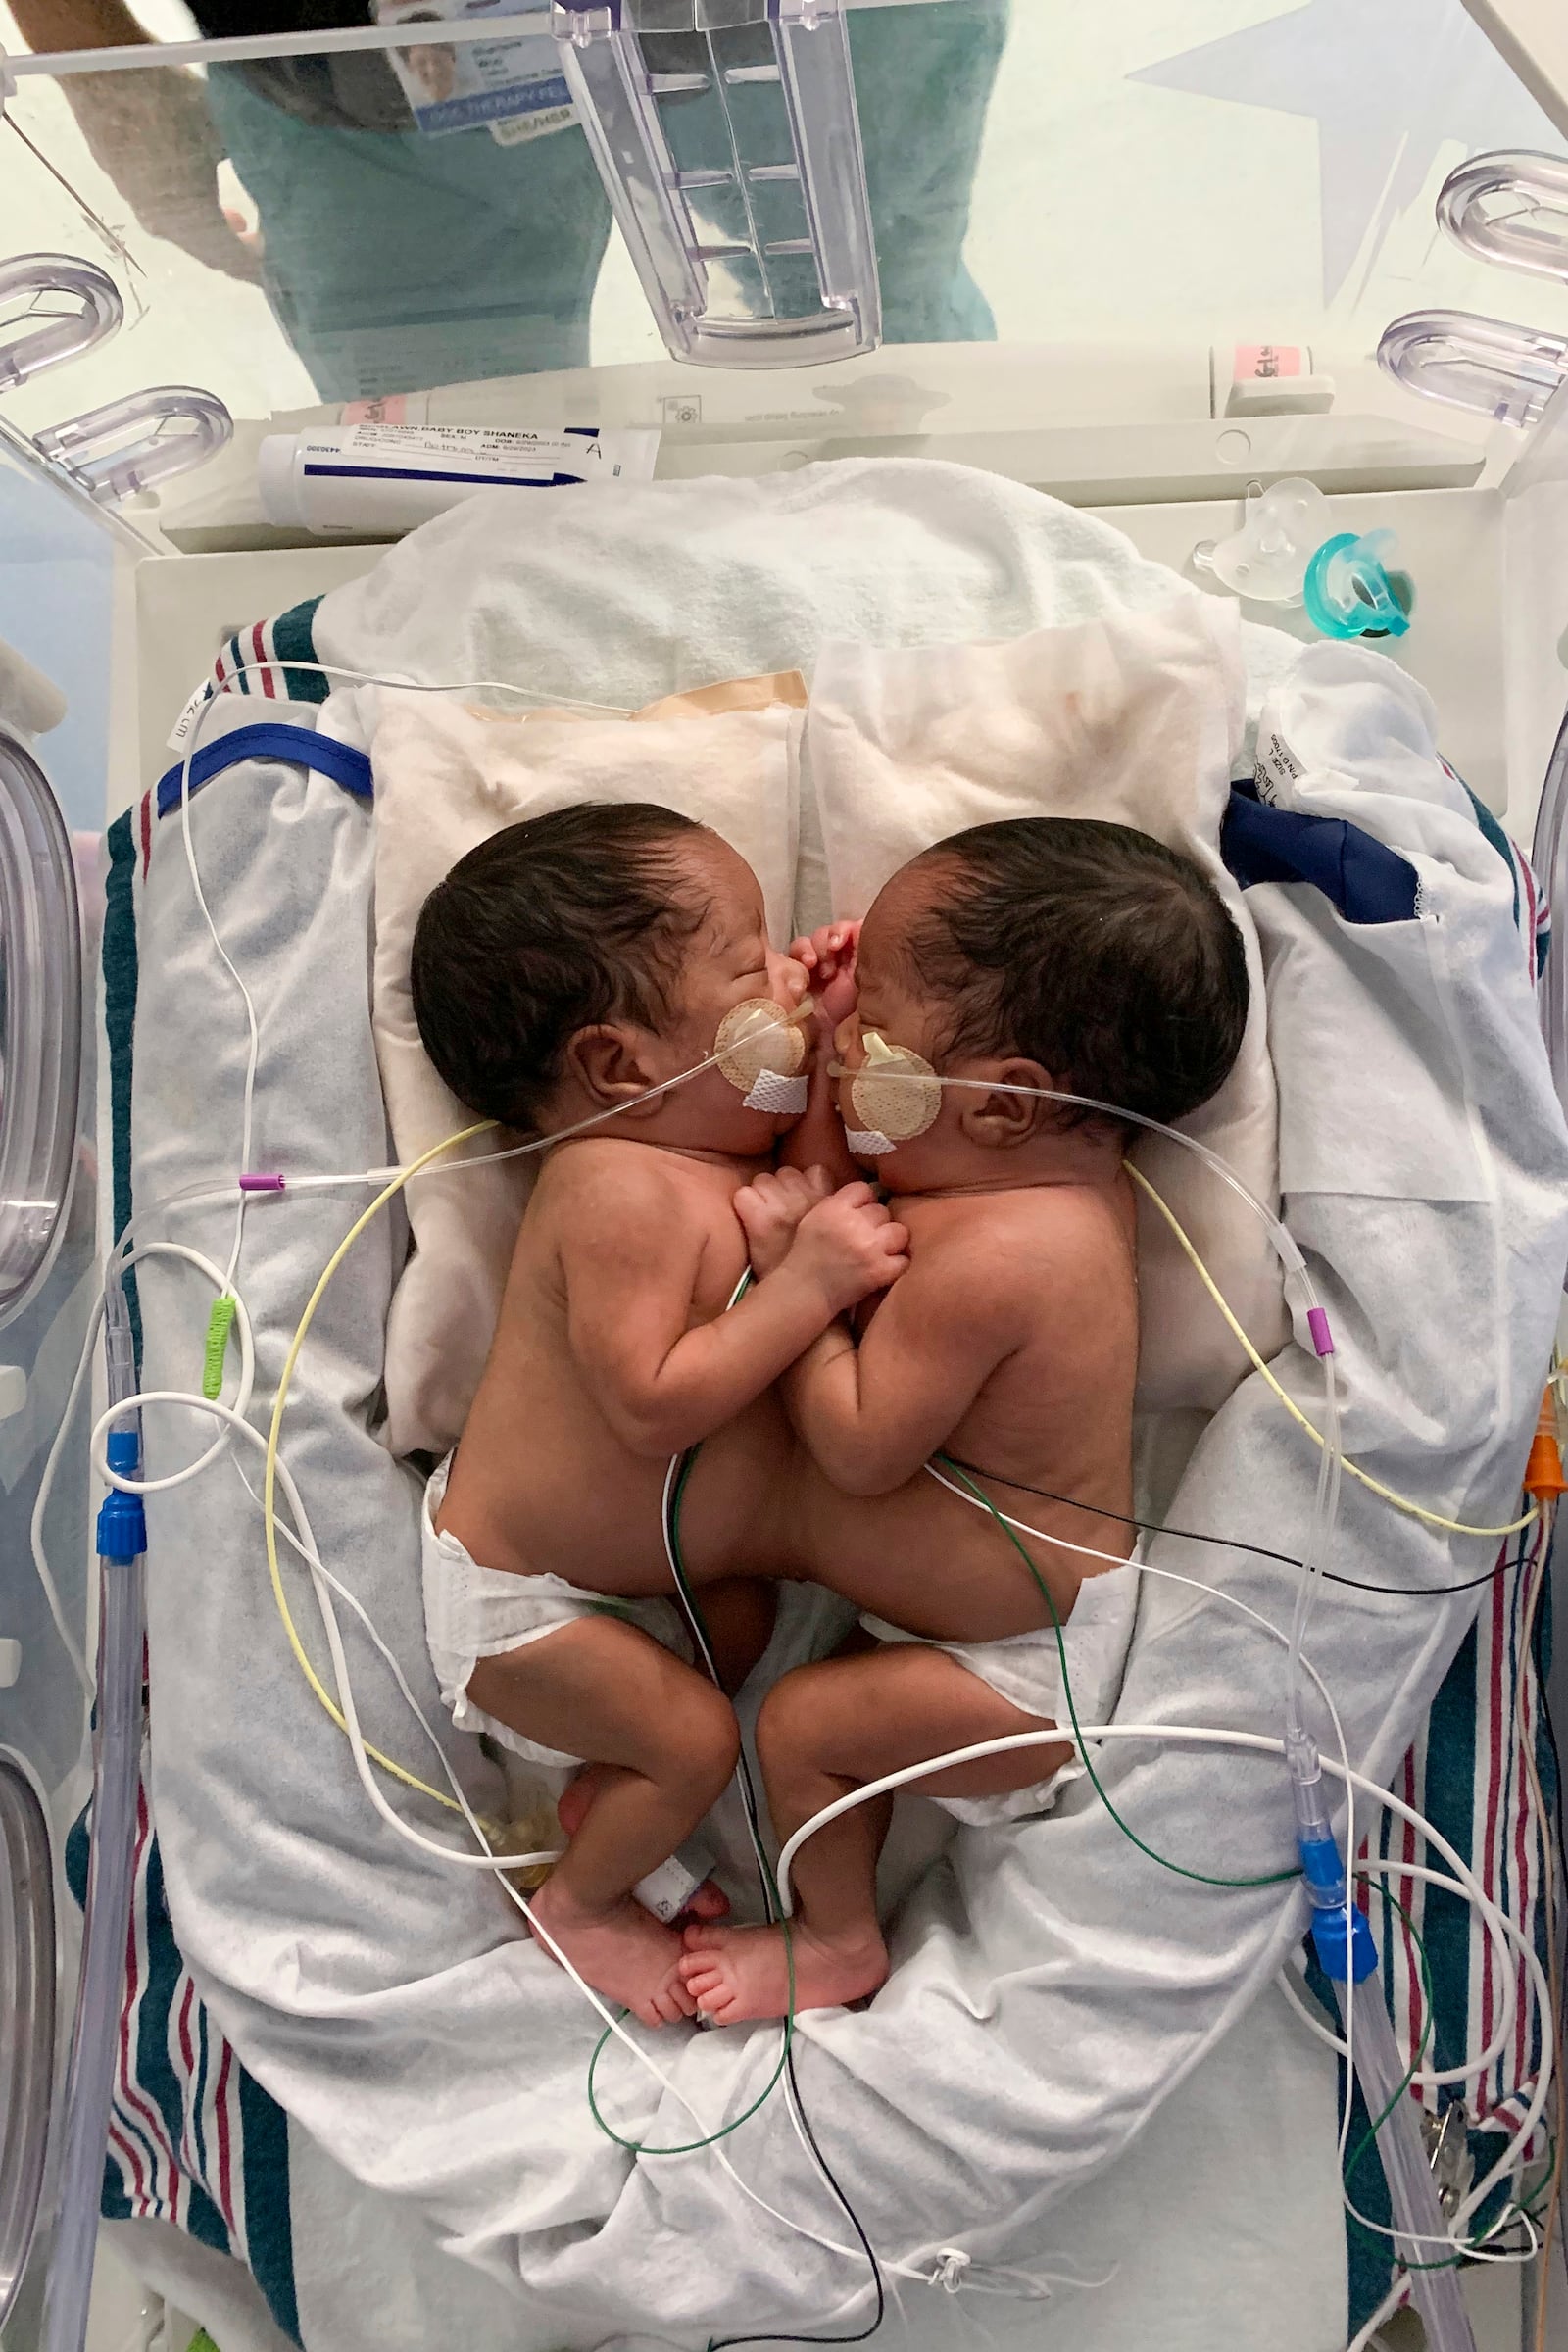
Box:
1526 1385 1566 1501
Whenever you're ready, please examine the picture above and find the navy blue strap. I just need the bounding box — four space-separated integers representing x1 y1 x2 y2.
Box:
1221 781 1419 925
155 722 372 819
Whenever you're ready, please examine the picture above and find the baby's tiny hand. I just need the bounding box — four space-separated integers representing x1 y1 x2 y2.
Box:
735 1164 835 1279
787 1181 908 1314
788 921 860 1031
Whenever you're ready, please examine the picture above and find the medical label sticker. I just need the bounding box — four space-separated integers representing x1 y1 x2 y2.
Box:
1254 725 1304 806
167 677 217 755
294 422 659 487
375 0 574 144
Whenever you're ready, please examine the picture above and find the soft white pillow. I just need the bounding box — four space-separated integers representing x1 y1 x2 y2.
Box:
370 686 802 1457
807 596 1288 1411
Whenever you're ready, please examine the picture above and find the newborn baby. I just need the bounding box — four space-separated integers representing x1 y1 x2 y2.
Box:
410 803 907 2025
681 816 1250 2022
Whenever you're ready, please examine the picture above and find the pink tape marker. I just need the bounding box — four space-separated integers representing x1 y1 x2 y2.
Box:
239 1172 286 1193
1307 1307 1334 1357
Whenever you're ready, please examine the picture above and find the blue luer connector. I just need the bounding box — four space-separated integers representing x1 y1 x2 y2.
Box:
1310 1900 1378 1985
96 1428 147 1565
1298 1831 1348 1909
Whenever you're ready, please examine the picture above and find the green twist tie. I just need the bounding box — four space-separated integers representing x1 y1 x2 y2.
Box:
203 1295 237 1400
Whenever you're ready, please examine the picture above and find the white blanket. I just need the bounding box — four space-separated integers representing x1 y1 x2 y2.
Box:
806 603 1285 1410
122 467 1568 2348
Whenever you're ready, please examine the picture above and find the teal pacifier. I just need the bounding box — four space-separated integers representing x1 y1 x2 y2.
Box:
1301 531 1413 641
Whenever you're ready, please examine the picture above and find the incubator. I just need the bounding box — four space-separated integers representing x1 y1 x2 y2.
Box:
4 4 1568 2350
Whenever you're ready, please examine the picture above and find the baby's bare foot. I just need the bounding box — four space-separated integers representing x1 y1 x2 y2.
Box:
557 1772 728 1924
528 1874 696 2027
678 1921 888 2024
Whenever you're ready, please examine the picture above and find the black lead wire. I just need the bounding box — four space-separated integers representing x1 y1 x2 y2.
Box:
942 1454 1529 1597
662 1450 888 2352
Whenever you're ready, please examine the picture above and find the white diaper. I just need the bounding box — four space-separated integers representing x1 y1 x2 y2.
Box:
421 1457 694 1772
859 1560 1140 1826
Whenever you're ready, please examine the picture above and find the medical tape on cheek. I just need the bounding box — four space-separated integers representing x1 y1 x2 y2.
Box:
844 1128 897 1157
741 1067 809 1114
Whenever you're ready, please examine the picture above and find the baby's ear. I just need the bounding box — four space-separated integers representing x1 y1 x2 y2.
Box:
959 1058 1054 1149
565 1022 661 1106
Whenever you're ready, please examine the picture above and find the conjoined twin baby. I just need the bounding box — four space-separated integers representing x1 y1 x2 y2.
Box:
410 802 1250 2028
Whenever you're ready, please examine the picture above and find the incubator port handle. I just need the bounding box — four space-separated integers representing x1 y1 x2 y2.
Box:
0 255 122 392
0 725 81 1328
0 1754 57 2333
1377 307 1568 427
31 385 233 504
1437 150 1568 284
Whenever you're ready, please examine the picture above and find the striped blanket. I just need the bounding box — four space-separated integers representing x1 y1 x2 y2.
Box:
83 594 1558 2346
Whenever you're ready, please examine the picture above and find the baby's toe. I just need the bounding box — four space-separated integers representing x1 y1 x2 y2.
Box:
677 1880 730 1924
652 1978 695 2025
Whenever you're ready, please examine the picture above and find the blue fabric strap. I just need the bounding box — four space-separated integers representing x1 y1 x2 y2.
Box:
1221 781 1419 925
155 722 372 819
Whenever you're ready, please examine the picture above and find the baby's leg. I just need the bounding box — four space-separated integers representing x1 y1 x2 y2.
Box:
680 1645 1072 2024
557 1769 728 1922
467 1618 739 2027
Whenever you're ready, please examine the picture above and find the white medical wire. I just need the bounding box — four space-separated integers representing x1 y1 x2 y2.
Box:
82 1287 1545 2302
1276 1852 1526 2093
1348 2278 1409 2351
103 649 1545 2307
174 728 256 1294
920 1458 1353 1750
29 1292 97 1694
85 1291 981 2301
167 656 636 1343
775 1717 1552 2260
29 1235 262 1694
920 1453 1359 2043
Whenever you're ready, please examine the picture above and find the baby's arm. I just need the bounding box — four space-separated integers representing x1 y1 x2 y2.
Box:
779 923 860 1186
563 1162 907 1458
781 1247 1020 1495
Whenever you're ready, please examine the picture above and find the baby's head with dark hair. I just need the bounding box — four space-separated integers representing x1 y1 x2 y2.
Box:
411 802 715 1132
861 816 1249 1132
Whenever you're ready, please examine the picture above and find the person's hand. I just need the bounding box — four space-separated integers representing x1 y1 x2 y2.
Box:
734 1165 834 1279
783 1181 908 1314
788 922 859 1030
64 66 264 283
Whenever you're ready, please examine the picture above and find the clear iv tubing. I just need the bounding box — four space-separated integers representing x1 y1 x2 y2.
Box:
38 1277 144 2352
62 653 1494 2335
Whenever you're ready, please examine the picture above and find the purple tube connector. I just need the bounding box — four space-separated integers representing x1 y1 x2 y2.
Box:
239 1172 286 1193
1306 1307 1334 1358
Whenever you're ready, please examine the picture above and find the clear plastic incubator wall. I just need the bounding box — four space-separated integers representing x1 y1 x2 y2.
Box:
5 4 1568 2351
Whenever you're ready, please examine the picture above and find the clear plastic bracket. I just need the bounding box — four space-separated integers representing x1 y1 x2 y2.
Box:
552 0 881 368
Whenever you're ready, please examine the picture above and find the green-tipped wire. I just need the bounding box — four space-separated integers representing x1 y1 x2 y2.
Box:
933 1455 1298 1889
584 1440 798 2157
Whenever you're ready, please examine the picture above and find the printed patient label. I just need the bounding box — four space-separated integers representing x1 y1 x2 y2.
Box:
1254 724 1305 806
167 676 217 756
